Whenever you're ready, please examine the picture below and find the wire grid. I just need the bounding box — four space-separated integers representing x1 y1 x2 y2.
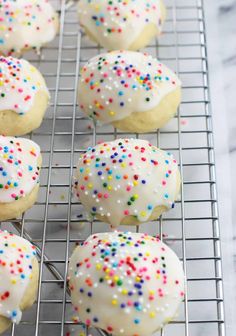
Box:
0 0 226 335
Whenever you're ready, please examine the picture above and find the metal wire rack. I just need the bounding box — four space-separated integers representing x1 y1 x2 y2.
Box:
0 0 226 335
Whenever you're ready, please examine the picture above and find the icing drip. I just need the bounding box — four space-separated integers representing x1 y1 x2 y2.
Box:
0 0 58 54
69 232 185 336
74 138 180 226
0 230 36 324
78 0 164 49
0 56 49 115
78 51 181 124
0 135 41 203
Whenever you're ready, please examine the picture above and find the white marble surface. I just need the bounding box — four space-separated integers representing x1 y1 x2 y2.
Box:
205 0 236 334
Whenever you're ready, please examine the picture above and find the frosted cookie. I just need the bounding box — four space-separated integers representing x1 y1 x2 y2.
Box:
78 51 181 133
0 0 59 55
0 56 49 136
0 135 41 221
0 230 39 334
74 139 180 227
68 232 184 336
78 0 166 50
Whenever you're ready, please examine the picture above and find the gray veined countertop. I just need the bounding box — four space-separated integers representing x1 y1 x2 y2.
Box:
204 0 236 334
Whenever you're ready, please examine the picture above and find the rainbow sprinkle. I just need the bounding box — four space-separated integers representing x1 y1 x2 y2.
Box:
0 56 48 115
78 51 181 124
0 135 40 202
0 230 36 323
69 232 184 336
74 139 179 226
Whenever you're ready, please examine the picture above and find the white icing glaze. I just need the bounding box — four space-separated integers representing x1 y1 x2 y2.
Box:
78 51 181 125
0 230 36 324
0 135 41 203
77 0 164 50
0 56 49 115
74 138 180 226
0 0 58 54
69 232 185 336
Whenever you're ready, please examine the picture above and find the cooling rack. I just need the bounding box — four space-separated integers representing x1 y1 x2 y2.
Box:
0 0 226 335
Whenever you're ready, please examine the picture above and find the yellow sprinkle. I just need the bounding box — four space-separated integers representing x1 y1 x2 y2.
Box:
122 289 128 295
121 163 126 168
108 185 112 191
112 299 117 305
141 211 147 217
136 277 141 282
30 66 36 72
149 290 154 295
96 264 102 270
145 251 150 256
150 312 156 318
133 181 138 186
88 183 93 189
11 279 17 284
109 111 115 116
94 4 100 11
108 175 112 180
